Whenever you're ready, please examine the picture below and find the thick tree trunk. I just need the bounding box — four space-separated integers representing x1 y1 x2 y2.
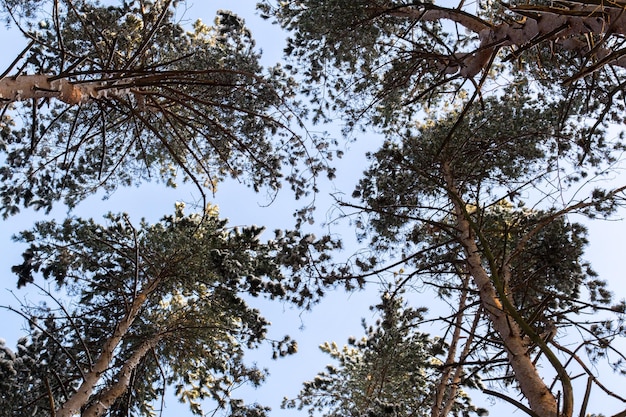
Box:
81 335 163 417
387 3 626 77
0 74 128 105
442 162 561 417
55 279 159 417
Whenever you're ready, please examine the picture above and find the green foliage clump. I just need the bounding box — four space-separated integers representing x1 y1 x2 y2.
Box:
5 203 304 416
283 293 487 417
0 1 336 217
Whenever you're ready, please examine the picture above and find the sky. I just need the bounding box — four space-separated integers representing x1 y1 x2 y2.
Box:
1 1 626 416
0 2 383 415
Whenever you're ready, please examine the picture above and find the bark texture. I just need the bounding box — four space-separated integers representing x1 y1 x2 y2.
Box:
387 1 626 77
55 282 158 417
81 336 163 417
442 162 561 417
0 74 127 105
431 275 470 417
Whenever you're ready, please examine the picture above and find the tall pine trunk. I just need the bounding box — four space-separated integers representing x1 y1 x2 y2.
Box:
442 162 562 417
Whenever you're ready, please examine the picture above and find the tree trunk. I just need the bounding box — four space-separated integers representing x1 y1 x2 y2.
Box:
442 162 561 417
0 74 127 105
55 280 159 417
431 274 470 417
81 335 163 417
437 275 482 417
386 3 626 77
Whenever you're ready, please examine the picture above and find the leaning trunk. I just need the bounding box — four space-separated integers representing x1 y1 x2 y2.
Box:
0 74 131 105
81 335 163 417
442 162 561 417
431 274 470 417
55 279 159 417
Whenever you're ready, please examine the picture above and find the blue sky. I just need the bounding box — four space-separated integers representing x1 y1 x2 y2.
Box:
0 2 380 414
1 1 626 416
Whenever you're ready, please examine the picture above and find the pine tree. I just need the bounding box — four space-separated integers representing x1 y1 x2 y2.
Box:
284 292 487 417
5 204 304 417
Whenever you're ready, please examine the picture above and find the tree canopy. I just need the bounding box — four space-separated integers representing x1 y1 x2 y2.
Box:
2 1 626 417
261 1 626 416
4 204 307 417
260 0 626 131
284 293 486 417
0 0 336 218
331 95 626 417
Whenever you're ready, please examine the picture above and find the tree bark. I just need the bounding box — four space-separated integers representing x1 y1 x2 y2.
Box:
0 74 127 105
55 277 160 417
431 274 470 417
439 277 481 417
442 162 561 417
386 3 626 77
81 335 163 417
